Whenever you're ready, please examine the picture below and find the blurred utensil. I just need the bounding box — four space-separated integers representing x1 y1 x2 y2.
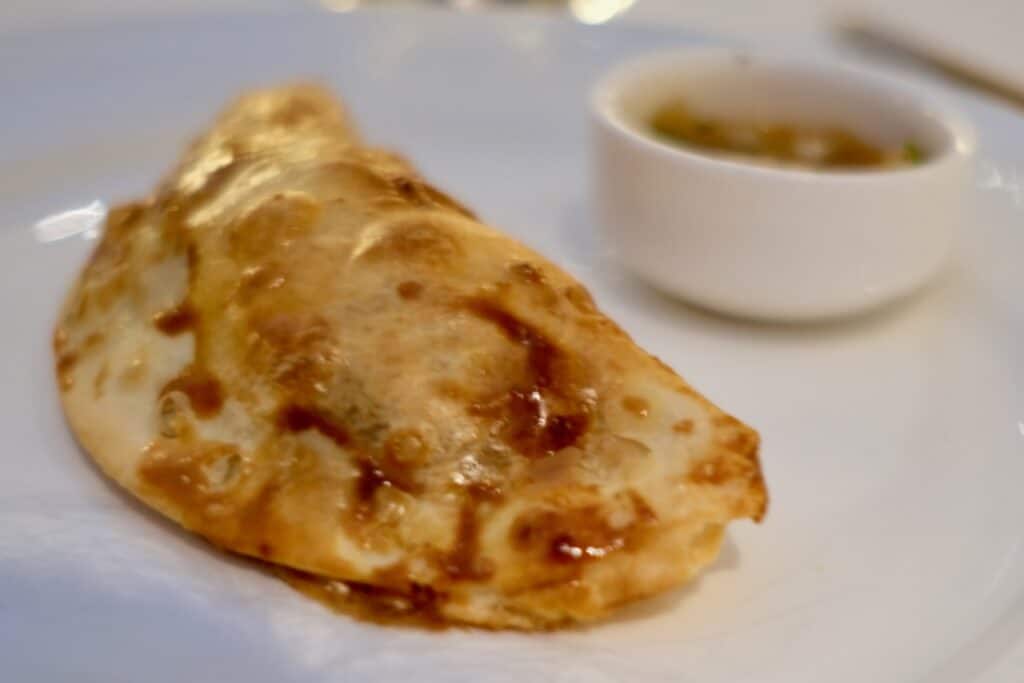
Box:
836 18 1024 111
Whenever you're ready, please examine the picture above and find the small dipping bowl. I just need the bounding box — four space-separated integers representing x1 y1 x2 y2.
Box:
591 48 976 321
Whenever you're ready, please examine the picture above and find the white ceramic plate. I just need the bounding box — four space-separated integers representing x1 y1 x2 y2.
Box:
2 8 1023 682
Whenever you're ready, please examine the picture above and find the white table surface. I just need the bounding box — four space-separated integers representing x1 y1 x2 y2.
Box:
5 0 1023 99
0 0 1015 45
2 1 1022 680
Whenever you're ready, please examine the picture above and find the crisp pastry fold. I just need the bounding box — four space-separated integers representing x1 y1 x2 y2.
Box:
54 85 766 628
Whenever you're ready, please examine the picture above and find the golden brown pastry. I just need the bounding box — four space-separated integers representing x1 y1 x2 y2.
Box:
53 85 766 628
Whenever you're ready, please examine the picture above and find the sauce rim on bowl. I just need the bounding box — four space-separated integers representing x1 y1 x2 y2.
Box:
592 48 974 182
647 99 927 171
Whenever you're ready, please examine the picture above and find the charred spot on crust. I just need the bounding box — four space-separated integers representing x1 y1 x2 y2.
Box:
56 351 78 391
512 494 656 565
355 459 390 504
153 301 196 335
161 364 224 418
390 175 475 218
498 391 589 454
137 441 247 520
465 299 559 387
397 281 423 300
278 405 419 515
277 404 351 448
393 176 418 200
443 483 500 582
248 313 338 392
54 330 106 392
464 298 591 458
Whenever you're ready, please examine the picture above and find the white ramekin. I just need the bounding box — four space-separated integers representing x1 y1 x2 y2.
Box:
591 48 976 321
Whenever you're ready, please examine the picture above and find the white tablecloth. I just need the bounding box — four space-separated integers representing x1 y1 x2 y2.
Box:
2 2 1021 680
